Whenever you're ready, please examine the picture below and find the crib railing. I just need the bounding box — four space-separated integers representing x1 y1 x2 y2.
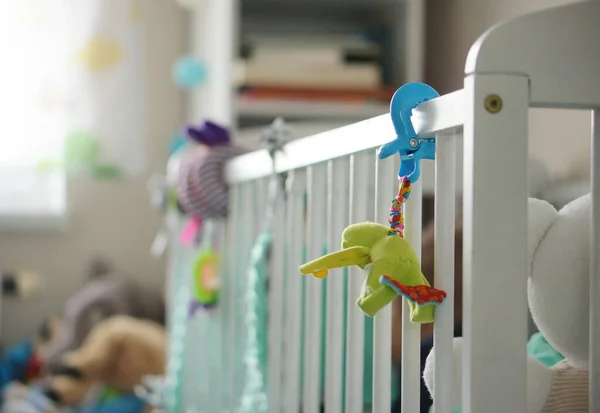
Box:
167 97 467 413
224 110 462 413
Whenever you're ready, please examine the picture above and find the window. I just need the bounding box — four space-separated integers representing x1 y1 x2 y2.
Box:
0 2 68 230
0 0 149 230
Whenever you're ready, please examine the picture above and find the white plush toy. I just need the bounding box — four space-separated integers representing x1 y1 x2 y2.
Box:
424 194 590 412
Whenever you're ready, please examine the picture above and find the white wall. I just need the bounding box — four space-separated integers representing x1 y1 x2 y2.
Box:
0 0 187 345
427 0 591 180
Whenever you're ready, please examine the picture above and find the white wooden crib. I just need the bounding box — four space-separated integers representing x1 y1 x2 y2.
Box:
164 2 600 413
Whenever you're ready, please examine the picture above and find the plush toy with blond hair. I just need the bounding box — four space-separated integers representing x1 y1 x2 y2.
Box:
3 315 166 413
48 315 165 413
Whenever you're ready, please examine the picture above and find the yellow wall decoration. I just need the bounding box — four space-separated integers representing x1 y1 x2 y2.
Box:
76 36 122 72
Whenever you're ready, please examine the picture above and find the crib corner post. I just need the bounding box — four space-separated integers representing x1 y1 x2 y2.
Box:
462 73 530 413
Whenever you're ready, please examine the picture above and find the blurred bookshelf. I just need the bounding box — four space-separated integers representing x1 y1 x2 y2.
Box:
235 0 424 127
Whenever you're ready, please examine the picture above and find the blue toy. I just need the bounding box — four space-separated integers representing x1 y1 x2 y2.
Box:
0 340 42 400
172 55 207 89
378 82 440 182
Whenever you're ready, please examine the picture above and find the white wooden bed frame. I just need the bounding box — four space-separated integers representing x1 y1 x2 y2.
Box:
167 2 600 412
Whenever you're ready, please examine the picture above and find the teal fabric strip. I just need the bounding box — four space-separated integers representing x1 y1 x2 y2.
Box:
165 243 190 413
239 232 271 413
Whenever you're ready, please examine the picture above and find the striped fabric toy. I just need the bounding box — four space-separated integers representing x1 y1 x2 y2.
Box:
177 121 245 219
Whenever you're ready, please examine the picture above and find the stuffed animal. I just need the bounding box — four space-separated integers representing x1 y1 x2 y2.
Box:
41 259 165 372
300 222 446 321
423 194 591 412
46 315 166 413
177 120 246 221
1 316 165 413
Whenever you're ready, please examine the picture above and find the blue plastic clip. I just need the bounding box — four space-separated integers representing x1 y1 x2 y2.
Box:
378 82 440 182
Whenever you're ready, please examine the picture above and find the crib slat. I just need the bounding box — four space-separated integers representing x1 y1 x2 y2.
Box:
402 165 423 413
283 169 306 413
224 183 242 411
215 218 227 413
201 219 221 412
191 226 212 408
232 183 254 407
591 109 600 412
181 236 196 407
373 155 397 413
325 157 350 413
345 152 369 413
433 133 457 413
268 181 287 413
194 311 211 408
229 184 251 410
254 178 265 237
304 163 327 413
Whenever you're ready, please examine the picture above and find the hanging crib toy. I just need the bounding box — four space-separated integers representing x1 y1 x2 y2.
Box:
239 117 291 413
188 219 220 314
299 82 447 322
177 120 246 224
176 120 246 312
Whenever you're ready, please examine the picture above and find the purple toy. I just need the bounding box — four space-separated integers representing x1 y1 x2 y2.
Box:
185 121 231 147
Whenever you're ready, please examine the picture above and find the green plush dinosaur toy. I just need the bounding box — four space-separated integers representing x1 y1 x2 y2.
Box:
299 222 446 322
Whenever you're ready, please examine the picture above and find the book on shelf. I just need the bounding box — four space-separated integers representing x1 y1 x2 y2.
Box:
243 33 380 50
244 34 381 66
249 47 379 66
235 32 388 90
233 59 381 90
237 86 396 103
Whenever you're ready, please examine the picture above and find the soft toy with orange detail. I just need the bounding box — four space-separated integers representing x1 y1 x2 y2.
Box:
299 221 446 322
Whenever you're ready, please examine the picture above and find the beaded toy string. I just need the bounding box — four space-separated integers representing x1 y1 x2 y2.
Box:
239 118 289 413
388 176 412 237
